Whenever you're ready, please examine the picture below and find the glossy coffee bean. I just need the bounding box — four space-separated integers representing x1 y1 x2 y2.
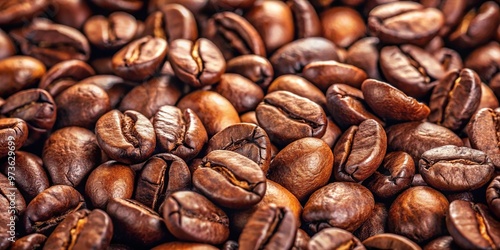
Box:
446 200 500 249
38 59 95 97
42 209 113 250
91 0 143 12
23 185 85 234
78 75 131 109
0 118 28 158
238 204 297 250
354 203 388 241
168 38 226 88
293 229 311 250
467 108 500 170
225 55 274 89
0 0 48 25
0 56 46 98
486 175 500 219
0 29 17 59
434 47 463 72
308 227 366 250
153 105 207 161
419 145 494 192
320 7 366 48
268 75 326 109
388 186 449 243
9 233 47 250
50 0 92 29
162 191 230 245
213 73 264 113
43 126 102 187
465 42 500 83
423 236 457 250
84 12 138 50
303 182 375 233
95 110 156 164
134 153 191 211
268 137 333 202
362 233 421 250
287 0 322 38
205 123 271 174
303 60 368 91
143 4 198 42
346 37 381 80
256 91 327 146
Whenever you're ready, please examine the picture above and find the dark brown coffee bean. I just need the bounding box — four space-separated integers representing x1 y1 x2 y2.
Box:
270 37 340 76
477 82 500 111
303 60 368 91
368 1 444 46
449 1 500 49
292 229 310 250
134 153 191 211
213 73 264 113
256 91 327 146
380 45 445 99
287 0 321 38
144 4 198 42
428 68 481 132
0 29 16 59
362 79 430 122
0 172 26 215
168 38 226 87
303 182 375 233
468 108 500 170
362 233 421 250
388 186 449 243
326 84 383 130
0 118 28 158
421 0 468 37
434 47 464 72
308 227 366 250
225 55 274 89
386 121 463 162
423 236 457 250
268 137 333 202
95 110 156 164
118 75 182 118
91 0 143 12
419 145 494 192
268 75 327 109
153 105 207 161
354 203 388 241
78 75 132 109
84 12 138 50
0 56 46 98
176 90 240 137
10 233 47 250
365 151 415 199
446 200 500 249
23 185 85 234
320 7 366 48
106 198 170 248
205 123 271 174
238 204 297 250
193 150 266 209
162 191 230 245
151 242 218 250
464 42 500 83
112 36 168 81
204 11 266 60
1 89 57 146
50 0 91 29
42 209 113 250
38 60 95 97
486 175 500 219
0 0 48 25
346 37 382 80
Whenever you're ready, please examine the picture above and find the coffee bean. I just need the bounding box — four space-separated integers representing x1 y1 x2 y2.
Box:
362 233 421 250
0 56 46 98
320 7 366 48
268 74 327 109
213 73 264 113
38 59 95 97
467 108 500 170
346 37 382 80
91 0 143 12
287 0 322 38
434 48 463 72
303 60 368 91
486 175 500 219
0 0 48 25
354 203 388 241
151 242 218 250
423 236 457 250
0 29 16 60
225 55 274 89
308 227 365 250
292 229 311 250
464 42 500 83
144 4 198 42
50 0 91 29
10 233 47 250
0 118 28 158
84 12 138 50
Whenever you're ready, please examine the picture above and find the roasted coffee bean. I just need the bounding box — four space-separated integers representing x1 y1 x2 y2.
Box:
365 152 415 199
193 150 266 209
368 1 444 46
50 0 91 29
134 153 191 211
308 227 366 250
1 89 56 146
419 145 494 192
23 185 85 234
245 1 294 53
303 182 375 233
292 229 310 250
0 118 28 158
467 108 500 170
448 1 500 49
320 117 342 148
205 123 271 173
10 233 47 250
333 119 386 183
303 60 368 91
446 200 500 249
176 90 240 137
354 203 388 241
0 173 26 215
346 37 382 80
428 68 481 132
362 79 430 122
287 0 322 38
0 175 21 249
268 75 326 109
10 19 91 67
238 204 297 250
388 186 449 243
95 110 156 164
225 55 274 89
213 73 264 113
0 56 46 98
320 7 366 48
168 38 226 88
464 42 500 83
42 209 113 250
386 121 463 162
362 233 421 250
91 0 143 12
38 60 95 97
423 236 457 250
0 0 49 25
153 106 207 161
268 137 333 202
151 242 218 250
434 48 463 72
380 44 445 98
118 75 182 118
326 84 383 129
107 198 170 248
112 36 168 81
270 37 340 76
84 12 138 50
78 75 132 109
0 29 16 59
477 82 500 111
486 175 500 219
204 12 266 60
162 191 230 245
208 0 256 11
256 91 327 146
144 4 197 42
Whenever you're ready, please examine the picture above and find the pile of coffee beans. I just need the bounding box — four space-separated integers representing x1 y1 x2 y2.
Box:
1 0 500 249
